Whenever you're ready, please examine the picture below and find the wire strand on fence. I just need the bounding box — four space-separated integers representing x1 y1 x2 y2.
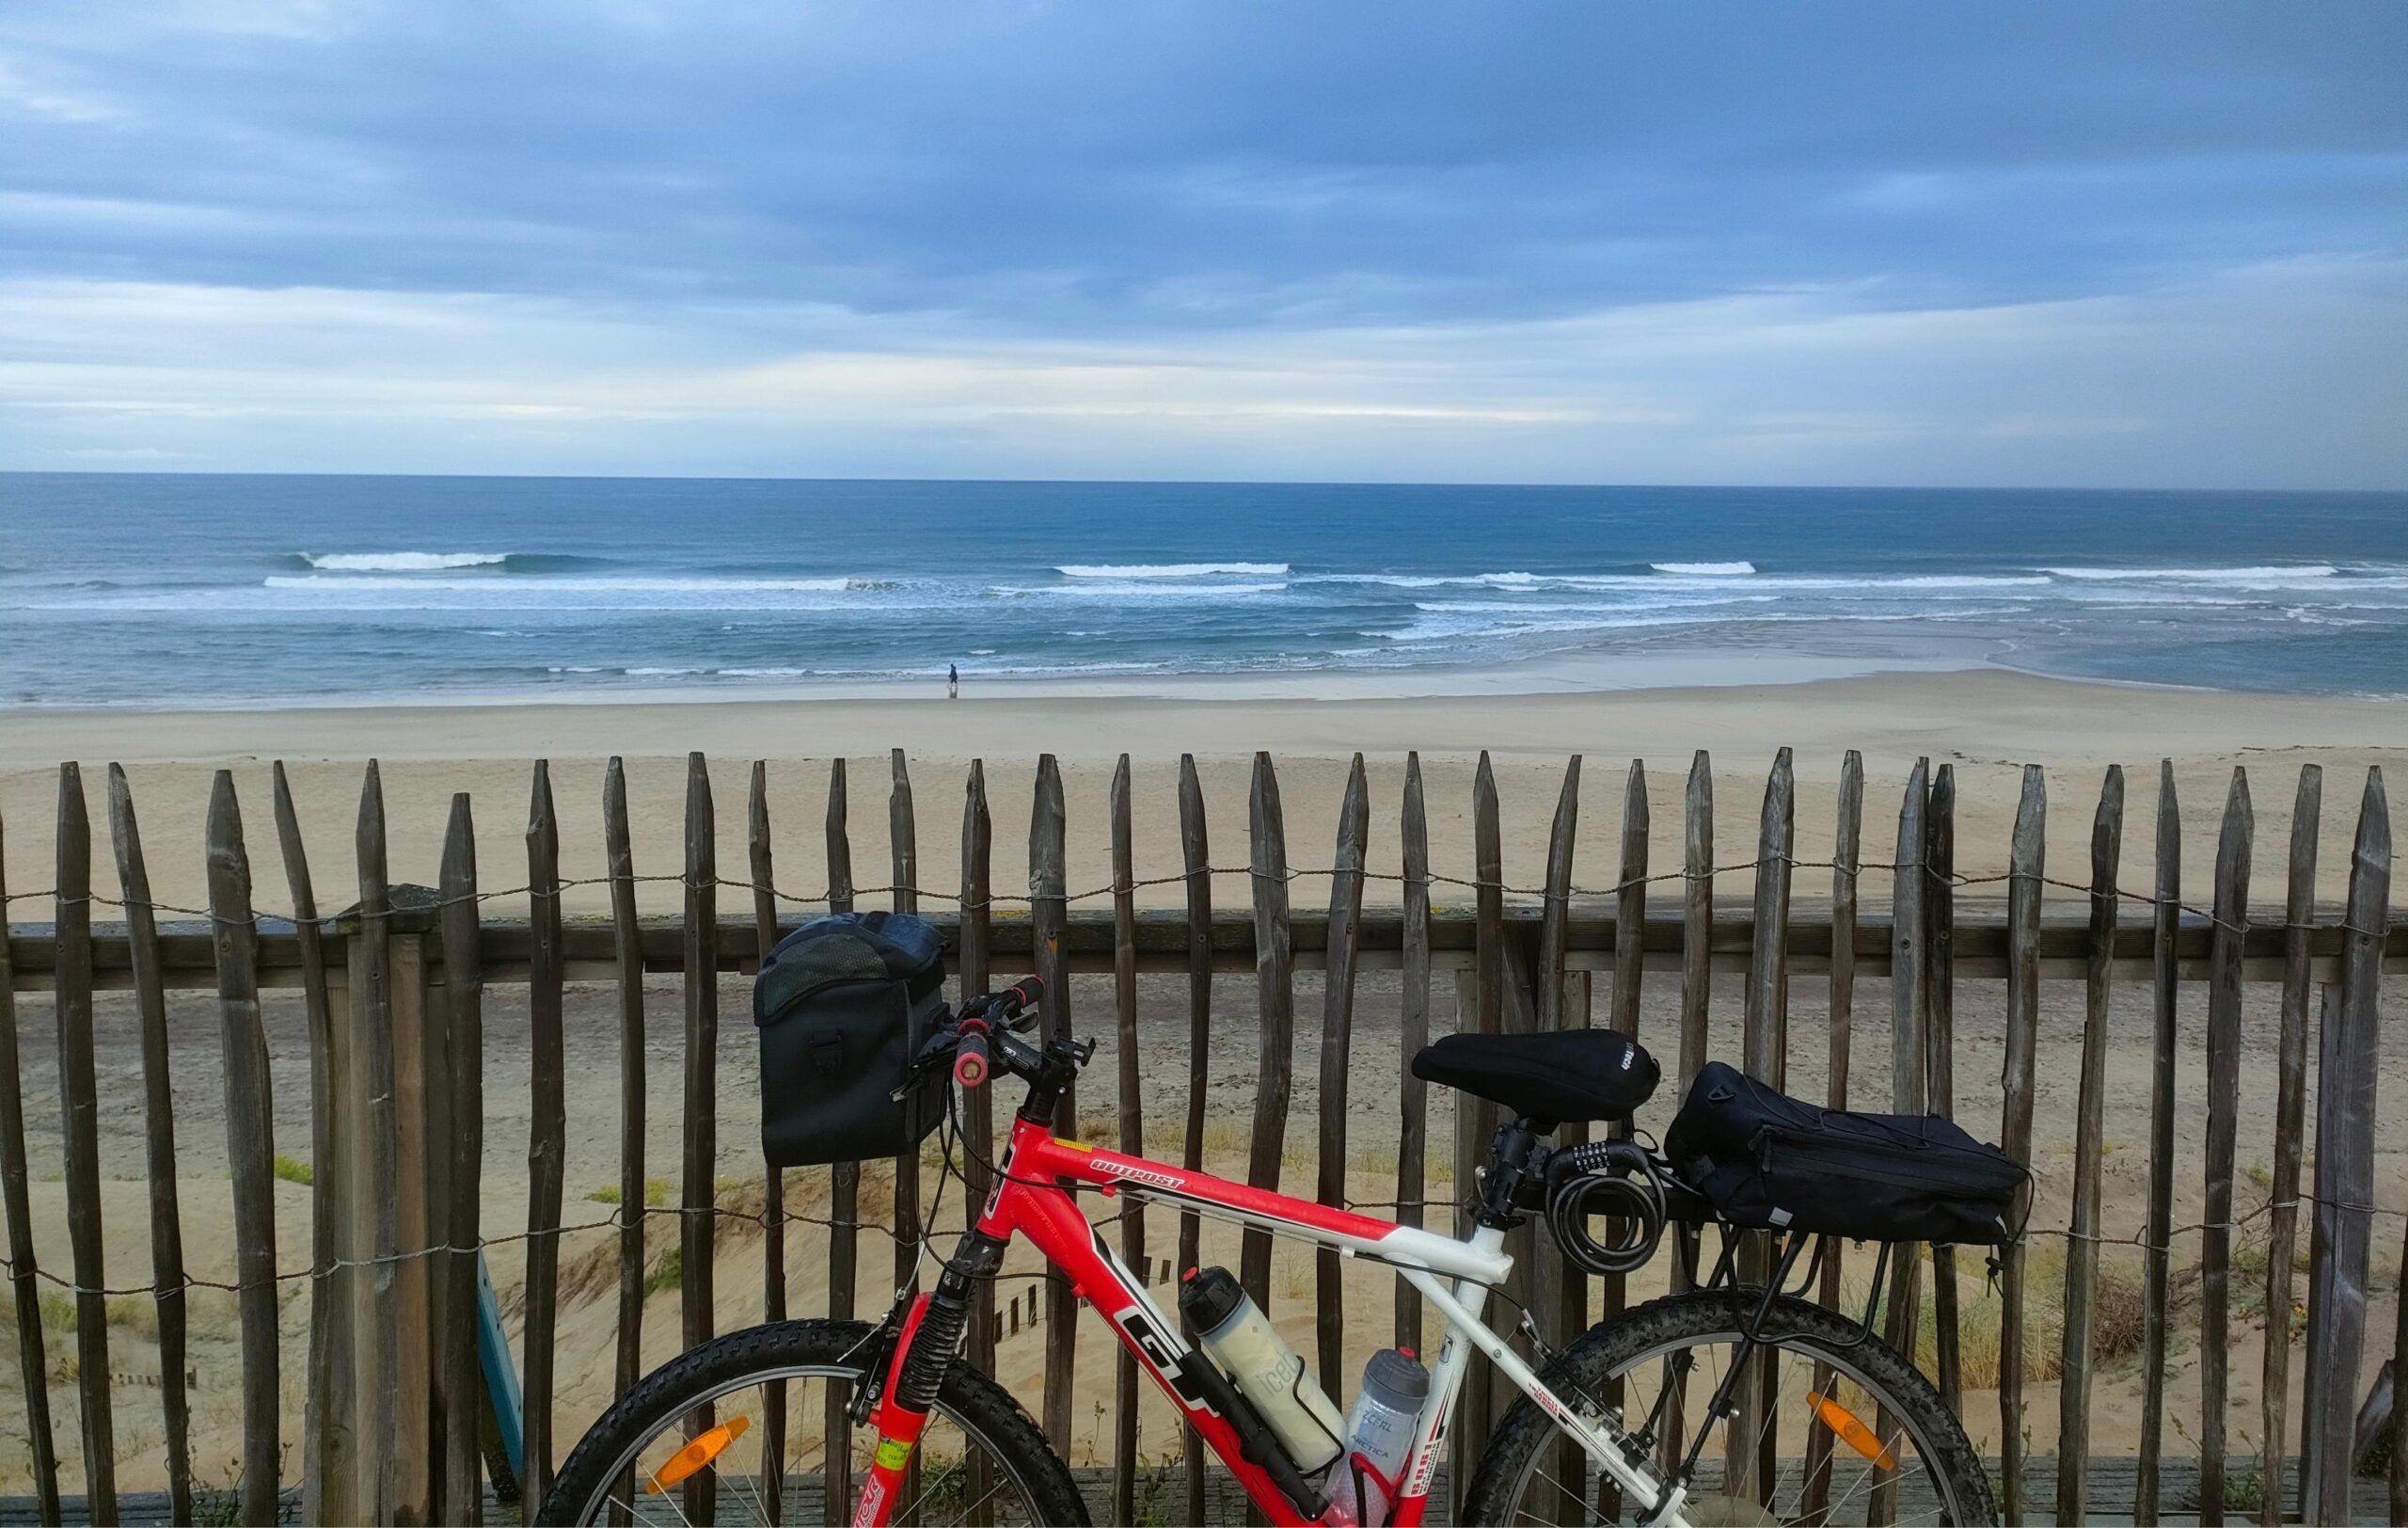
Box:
14 853 2384 946
0 1186 2392 1304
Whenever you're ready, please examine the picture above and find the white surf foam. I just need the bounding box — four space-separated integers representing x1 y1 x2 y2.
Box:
2042 565 2338 583
1055 563 1289 579
1651 561 1755 576
301 551 512 572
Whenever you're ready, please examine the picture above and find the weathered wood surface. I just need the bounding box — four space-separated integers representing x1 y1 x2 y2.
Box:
958 759 998 1528
1240 752 1296 1309
1175 753 1212 1528
888 749 921 1298
1393 753 1431 1353
436 795 485 1528
106 766 188 1525
268 760 341 1525
677 755 720 1522
52 769 116 1526
352 764 400 1524
206 772 280 1527
0 798 61 1524
1314 755 1370 1392
2199 770 2253 1525
2260 764 2320 1526
1109 754 1144 1528
1996 763 2044 1527
2136 761 2181 1525
1536 756 1586 1526
524 761 567 1508
822 760 858 1526
2302 769 2388 1524
1457 752 1506 1496
1800 749 1864 1524
1029 754 1076 1451
748 762 788 1526
601 758 647 1430
1734 748 1793 1508
1874 757 1929 1528
1925 763 1961 1415
2057 764 2124 1524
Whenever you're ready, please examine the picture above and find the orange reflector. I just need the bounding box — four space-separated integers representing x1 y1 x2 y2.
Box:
644 1413 751 1494
1807 1392 1896 1472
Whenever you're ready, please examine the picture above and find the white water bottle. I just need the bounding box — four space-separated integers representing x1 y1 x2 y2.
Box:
1331 1347 1431 1527
1179 1266 1346 1474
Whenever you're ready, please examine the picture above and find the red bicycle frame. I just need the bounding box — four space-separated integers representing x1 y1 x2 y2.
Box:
848 1110 1687 1528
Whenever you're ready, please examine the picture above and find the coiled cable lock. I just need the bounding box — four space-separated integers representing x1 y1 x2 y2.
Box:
1543 1138 1668 1276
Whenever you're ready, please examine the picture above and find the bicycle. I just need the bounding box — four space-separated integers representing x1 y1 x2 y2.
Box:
542 978 1997 1526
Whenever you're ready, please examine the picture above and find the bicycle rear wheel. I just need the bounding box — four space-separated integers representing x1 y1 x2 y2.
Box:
1463 1290 1996 1527
539 1319 1090 1526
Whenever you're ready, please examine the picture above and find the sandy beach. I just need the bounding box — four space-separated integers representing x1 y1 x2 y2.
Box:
3 664 2404 1500
7 666 2405 922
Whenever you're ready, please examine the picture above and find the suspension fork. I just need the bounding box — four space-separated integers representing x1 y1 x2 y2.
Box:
850 1232 1004 1527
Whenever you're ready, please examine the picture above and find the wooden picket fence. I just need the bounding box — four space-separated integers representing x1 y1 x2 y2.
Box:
0 747 2399 1525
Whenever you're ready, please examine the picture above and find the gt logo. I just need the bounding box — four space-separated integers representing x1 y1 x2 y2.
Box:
1113 1306 1217 1414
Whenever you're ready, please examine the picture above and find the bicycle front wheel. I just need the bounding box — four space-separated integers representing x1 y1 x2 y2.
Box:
539 1319 1090 1526
1463 1290 1996 1527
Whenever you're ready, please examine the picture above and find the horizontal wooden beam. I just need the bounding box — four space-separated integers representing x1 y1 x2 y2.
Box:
9 900 2404 994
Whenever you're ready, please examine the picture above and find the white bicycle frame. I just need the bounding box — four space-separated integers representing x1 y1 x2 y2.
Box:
1114 1185 1693 1528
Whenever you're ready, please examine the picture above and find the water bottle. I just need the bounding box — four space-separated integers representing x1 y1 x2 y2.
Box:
1178 1266 1346 1475
1331 1347 1431 1527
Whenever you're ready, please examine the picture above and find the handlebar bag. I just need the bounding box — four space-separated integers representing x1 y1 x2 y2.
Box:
1663 1061 2025 1246
755 911 948 1169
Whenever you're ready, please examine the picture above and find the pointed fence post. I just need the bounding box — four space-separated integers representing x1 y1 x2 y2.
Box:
1924 763 1962 1415
889 750 922 1297
823 758 859 1523
0 800 62 1527
437 795 484 1527
1109 754 1146 1527
1030 755 1078 1450
1315 755 1370 1393
1996 763 2044 1524
353 763 400 1523
601 759 647 1438
2057 764 2124 1526
748 761 789 1525
1873 757 1930 1528
1241 753 1296 1308
109 765 190 1523
2260 765 2320 1525
209 772 282 1526
2199 770 2253 1524
679 753 720 1521
2302 769 2387 1523
1802 750 1867 1523
524 762 566 1507
1176 754 1213 1528
2137 761 2181 1523
1395 755 1432 1351
269 762 344 1523
54 766 117 1523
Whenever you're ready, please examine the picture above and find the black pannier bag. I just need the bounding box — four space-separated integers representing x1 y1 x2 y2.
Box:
755 911 948 1169
1663 1061 2025 1246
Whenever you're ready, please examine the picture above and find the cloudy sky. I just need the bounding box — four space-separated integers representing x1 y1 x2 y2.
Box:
0 2 2402 485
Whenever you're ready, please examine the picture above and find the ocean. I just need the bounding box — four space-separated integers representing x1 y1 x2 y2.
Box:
3 473 2404 708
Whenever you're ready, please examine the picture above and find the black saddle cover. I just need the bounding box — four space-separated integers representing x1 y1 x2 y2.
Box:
1410 1029 1659 1127
1664 1061 2024 1246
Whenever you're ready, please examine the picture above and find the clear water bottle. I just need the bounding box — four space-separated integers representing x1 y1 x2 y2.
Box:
1178 1266 1346 1474
1332 1347 1430 1527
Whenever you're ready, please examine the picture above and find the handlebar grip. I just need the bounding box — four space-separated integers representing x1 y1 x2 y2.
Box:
953 1031 990 1088
1006 975 1044 1011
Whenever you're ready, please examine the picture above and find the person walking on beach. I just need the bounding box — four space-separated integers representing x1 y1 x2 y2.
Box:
948 662 958 700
